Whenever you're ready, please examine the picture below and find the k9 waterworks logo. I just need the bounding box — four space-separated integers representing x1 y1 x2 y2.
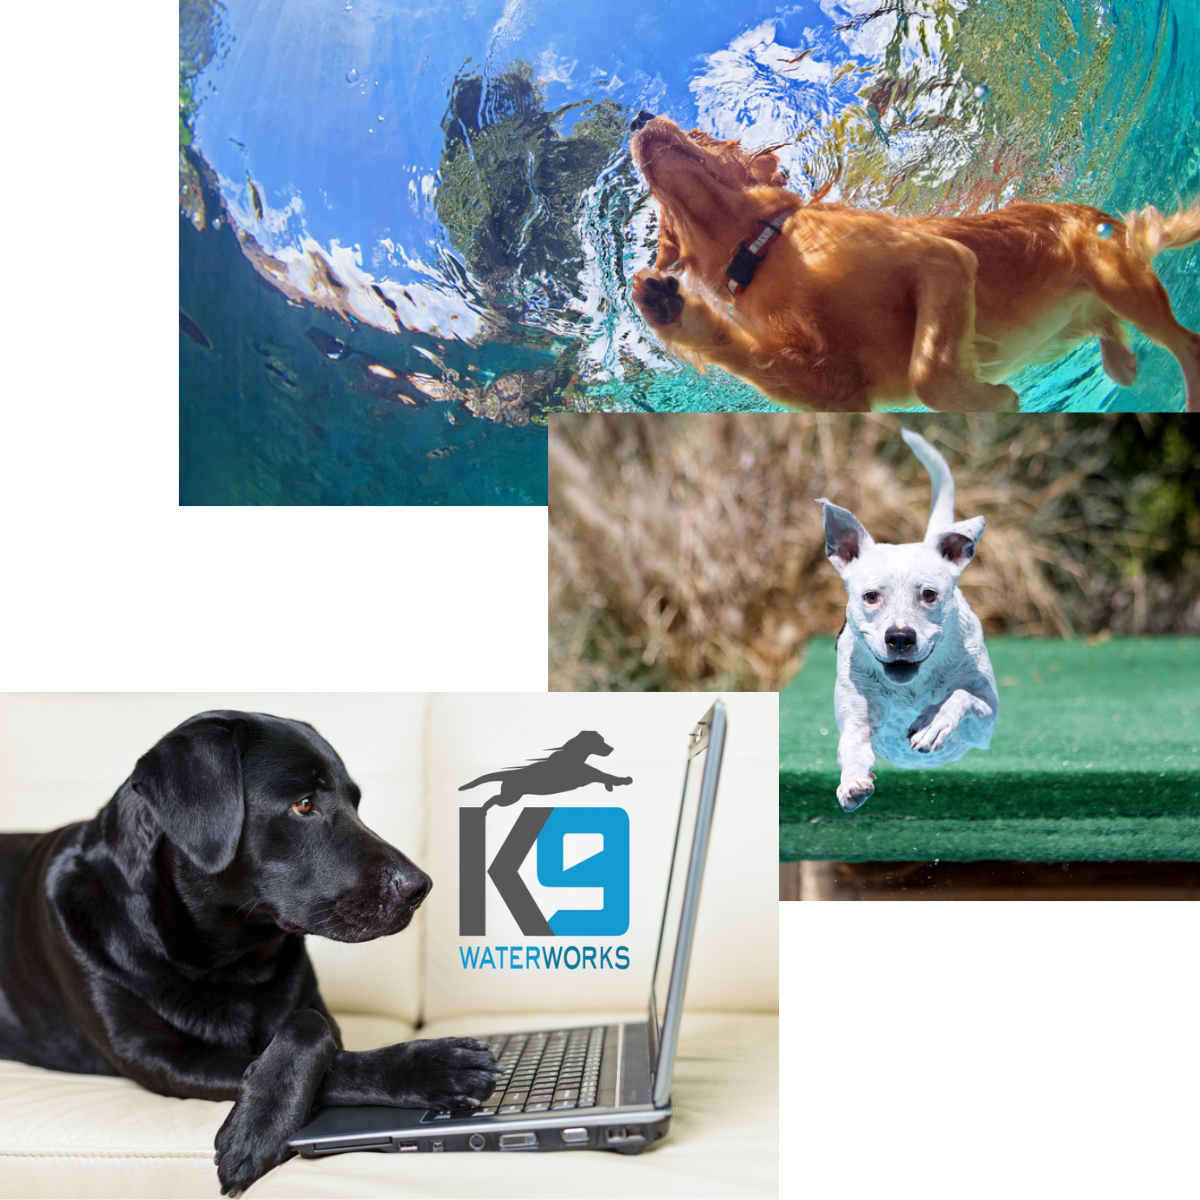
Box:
458 731 632 952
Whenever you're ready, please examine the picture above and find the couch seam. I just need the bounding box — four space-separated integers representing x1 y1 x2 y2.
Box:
0 1150 213 1159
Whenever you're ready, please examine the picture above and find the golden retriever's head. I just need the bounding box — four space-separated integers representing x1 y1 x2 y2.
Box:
631 116 789 272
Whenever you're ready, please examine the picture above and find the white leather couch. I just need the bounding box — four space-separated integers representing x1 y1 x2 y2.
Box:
0 693 778 1198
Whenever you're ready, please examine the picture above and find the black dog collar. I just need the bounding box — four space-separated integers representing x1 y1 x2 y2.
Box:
726 211 790 298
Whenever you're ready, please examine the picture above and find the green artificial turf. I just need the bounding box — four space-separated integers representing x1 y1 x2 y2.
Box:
780 636 1200 862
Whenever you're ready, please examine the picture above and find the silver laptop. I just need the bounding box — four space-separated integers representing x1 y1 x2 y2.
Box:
288 699 726 1157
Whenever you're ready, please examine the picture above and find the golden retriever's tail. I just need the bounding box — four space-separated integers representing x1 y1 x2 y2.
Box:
1123 201 1200 263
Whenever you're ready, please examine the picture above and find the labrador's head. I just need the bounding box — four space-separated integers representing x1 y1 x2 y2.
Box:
130 711 430 943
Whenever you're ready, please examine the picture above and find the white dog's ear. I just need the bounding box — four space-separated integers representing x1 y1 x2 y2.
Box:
934 515 985 572
816 498 875 574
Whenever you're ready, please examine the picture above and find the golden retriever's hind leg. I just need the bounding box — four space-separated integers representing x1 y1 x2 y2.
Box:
1100 333 1138 385
1085 255 1200 411
906 241 1019 412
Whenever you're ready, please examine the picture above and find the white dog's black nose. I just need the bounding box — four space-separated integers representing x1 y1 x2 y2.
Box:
885 624 917 654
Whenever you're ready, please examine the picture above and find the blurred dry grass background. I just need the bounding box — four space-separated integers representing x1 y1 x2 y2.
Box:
549 414 1200 691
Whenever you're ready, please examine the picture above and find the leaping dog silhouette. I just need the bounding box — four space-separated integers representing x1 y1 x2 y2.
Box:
459 731 633 811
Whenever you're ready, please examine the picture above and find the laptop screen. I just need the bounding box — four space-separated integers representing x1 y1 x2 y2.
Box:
646 700 726 1107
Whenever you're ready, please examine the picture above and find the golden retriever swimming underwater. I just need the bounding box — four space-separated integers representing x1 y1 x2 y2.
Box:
630 114 1200 413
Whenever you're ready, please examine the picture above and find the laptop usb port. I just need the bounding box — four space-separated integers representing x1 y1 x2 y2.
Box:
396 1142 419 1153
606 1127 645 1145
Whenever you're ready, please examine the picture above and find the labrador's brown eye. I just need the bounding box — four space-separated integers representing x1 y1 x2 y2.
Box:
293 797 314 815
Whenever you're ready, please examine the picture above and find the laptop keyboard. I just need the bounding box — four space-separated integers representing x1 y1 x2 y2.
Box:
475 1026 605 1115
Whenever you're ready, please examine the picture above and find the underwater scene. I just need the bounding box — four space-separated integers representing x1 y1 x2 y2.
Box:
180 0 1200 502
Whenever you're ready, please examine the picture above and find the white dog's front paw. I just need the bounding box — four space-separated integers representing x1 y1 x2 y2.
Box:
908 706 955 753
837 773 876 812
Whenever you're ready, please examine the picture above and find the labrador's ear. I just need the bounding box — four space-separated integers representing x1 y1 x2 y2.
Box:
130 714 250 872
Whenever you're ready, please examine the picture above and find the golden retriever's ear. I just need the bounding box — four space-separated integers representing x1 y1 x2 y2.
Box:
751 148 786 187
655 212 683 269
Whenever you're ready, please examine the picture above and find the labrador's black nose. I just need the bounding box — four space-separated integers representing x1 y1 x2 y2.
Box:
630 110 656 132
395 871 432 908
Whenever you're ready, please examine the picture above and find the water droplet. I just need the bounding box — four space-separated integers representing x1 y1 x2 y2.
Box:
343 0 352 10
346 68 359 83
972 83 990 101
377 114 385 121
213 217 222 229
1097 222 1114 239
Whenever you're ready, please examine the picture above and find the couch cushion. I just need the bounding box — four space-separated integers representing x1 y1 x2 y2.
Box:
0 1017 414 1200
0 1057 229 1200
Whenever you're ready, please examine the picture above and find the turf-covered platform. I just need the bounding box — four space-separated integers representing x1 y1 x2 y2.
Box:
780 636 1200 862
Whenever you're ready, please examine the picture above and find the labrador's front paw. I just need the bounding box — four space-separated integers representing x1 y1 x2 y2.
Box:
633 270 684 326
395 1038 502 1110
214 1009 336 1196
215 1096 295 1197
836 773 876 812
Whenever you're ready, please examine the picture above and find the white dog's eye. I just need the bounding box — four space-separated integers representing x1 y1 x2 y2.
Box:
921 588 938 603
863 591 881 604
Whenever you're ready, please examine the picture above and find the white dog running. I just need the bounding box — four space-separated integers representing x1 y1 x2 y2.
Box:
817 429 999 812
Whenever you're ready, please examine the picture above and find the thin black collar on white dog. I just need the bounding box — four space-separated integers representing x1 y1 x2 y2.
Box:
726 211 790 298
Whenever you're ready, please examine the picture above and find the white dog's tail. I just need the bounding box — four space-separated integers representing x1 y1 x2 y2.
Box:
900 428 955 539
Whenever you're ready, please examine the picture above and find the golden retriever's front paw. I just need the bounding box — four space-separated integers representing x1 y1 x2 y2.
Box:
633 270 684 327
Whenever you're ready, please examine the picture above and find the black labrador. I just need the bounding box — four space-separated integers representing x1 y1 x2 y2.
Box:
0 710 499 1195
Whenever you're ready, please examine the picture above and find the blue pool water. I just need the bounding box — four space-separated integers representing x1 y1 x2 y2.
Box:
181 0 1200 501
